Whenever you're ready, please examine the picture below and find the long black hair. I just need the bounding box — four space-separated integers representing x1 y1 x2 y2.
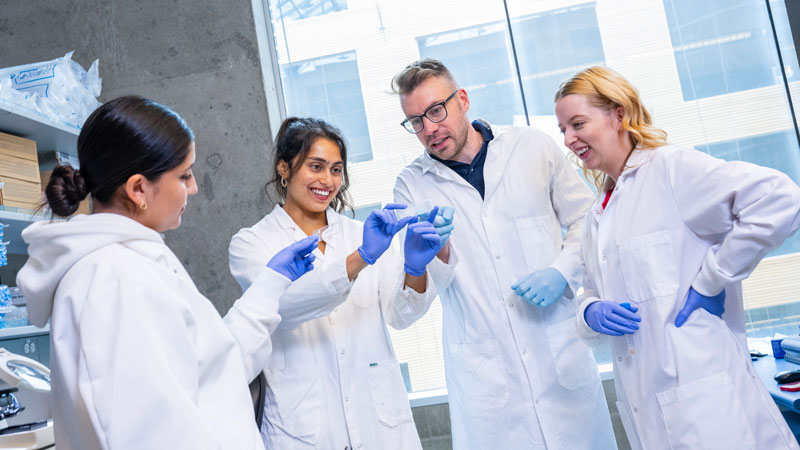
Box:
45 96 194 216
267 117 353 214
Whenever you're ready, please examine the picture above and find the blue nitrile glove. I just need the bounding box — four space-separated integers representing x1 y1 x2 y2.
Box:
358 203 416 265
674 286 725 327
511 268 568 307
267 235 319 281
404 207 442 276
432 206 455 247
584 301 641 336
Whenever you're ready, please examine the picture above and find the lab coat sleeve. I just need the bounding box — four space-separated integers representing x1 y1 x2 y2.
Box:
376 244 446 330
223 268 289 381
544 138 594 298
229 228 353 330
77 266 223 450
576 266 606 345
667 148 800 296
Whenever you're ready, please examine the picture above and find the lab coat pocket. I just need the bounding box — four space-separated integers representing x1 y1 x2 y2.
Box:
515 215 557 269
365 359 413 427
656 372 756 450
546 317 600 390
618 231 679 303
263 370 322 444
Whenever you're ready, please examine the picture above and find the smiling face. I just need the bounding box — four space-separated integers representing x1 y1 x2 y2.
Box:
400 76 471 162
555 94 632 181
279 137 344 217
139 142 198 232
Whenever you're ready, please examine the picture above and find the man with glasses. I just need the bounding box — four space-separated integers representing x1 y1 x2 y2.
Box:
391 59 617 449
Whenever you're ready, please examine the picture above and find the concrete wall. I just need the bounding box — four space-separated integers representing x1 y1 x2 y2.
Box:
0 0 275 312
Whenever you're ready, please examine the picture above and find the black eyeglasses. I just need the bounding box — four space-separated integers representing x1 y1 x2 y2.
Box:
401 90 459 134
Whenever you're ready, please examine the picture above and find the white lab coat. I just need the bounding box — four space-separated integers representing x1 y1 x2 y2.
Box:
228 206 453 450
576 146 800 450
394 123 617 450
16 213 286 450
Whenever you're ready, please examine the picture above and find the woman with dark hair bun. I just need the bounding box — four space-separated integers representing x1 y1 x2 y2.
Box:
228 117 455 449
17 96 318 450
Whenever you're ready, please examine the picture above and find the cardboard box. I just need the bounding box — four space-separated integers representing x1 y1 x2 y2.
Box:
0 155 40 183
0 132 38 162
40 169 91 215
0 176 42 203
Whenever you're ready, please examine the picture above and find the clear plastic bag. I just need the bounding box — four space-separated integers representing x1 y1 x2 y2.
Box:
0 51 101 129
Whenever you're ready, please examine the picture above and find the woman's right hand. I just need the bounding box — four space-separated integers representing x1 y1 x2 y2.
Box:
266 235 319 281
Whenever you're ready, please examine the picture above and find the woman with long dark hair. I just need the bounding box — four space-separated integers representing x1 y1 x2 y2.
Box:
18 96 317 450
228 117 453 449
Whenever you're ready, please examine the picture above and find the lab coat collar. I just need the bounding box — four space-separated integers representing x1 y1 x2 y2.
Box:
270 205 342 251
418 120 504 179
591 148 655 217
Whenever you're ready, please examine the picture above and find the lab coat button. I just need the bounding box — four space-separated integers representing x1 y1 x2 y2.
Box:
509 302 514 308
521 349 527 355
495 255 500 260
618 357 622 362
358 443 363 448
340 349 346 356
345 396 349 402
535 398 539 404
633 407 638 413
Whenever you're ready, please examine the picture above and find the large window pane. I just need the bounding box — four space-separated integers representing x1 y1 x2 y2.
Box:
512 3 606 116
418 22 523 125
281 52 373 162
271 0 347 22
664 0 800 100
263 0 800 393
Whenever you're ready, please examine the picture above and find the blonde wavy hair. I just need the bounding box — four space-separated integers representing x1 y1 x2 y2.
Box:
554 66 667 190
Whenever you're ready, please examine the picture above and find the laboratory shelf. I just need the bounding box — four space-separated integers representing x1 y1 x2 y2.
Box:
0 324 49 340
0 207 47 254
0 100 79 158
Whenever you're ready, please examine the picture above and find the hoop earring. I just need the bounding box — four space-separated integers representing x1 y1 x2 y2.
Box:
139 201 148 210
280 177 287 188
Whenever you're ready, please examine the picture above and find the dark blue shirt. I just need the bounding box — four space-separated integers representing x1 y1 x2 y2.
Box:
429 119 494 199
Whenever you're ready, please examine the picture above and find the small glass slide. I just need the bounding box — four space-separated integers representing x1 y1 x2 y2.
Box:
312 225 329 241
394 199 434 220
620 302 636 355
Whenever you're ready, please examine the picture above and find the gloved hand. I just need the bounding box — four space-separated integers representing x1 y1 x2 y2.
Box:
267 235 319 281
358 203 416 264
674 286 725 327
511 268 568 307
404 207 442 276
584 301 641 336
432 206 455 247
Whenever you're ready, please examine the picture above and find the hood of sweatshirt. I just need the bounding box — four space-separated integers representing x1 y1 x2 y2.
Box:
17 213 165 327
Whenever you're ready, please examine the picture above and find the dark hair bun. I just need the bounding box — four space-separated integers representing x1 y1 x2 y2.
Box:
45 164 89 217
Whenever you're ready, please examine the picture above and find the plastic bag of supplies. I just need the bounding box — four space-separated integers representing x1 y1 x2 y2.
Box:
0 51 101 129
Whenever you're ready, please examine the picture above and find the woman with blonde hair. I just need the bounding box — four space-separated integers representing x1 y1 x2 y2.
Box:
555 66 800 449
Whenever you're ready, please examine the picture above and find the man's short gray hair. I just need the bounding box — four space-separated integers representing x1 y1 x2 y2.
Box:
391 59 457 95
